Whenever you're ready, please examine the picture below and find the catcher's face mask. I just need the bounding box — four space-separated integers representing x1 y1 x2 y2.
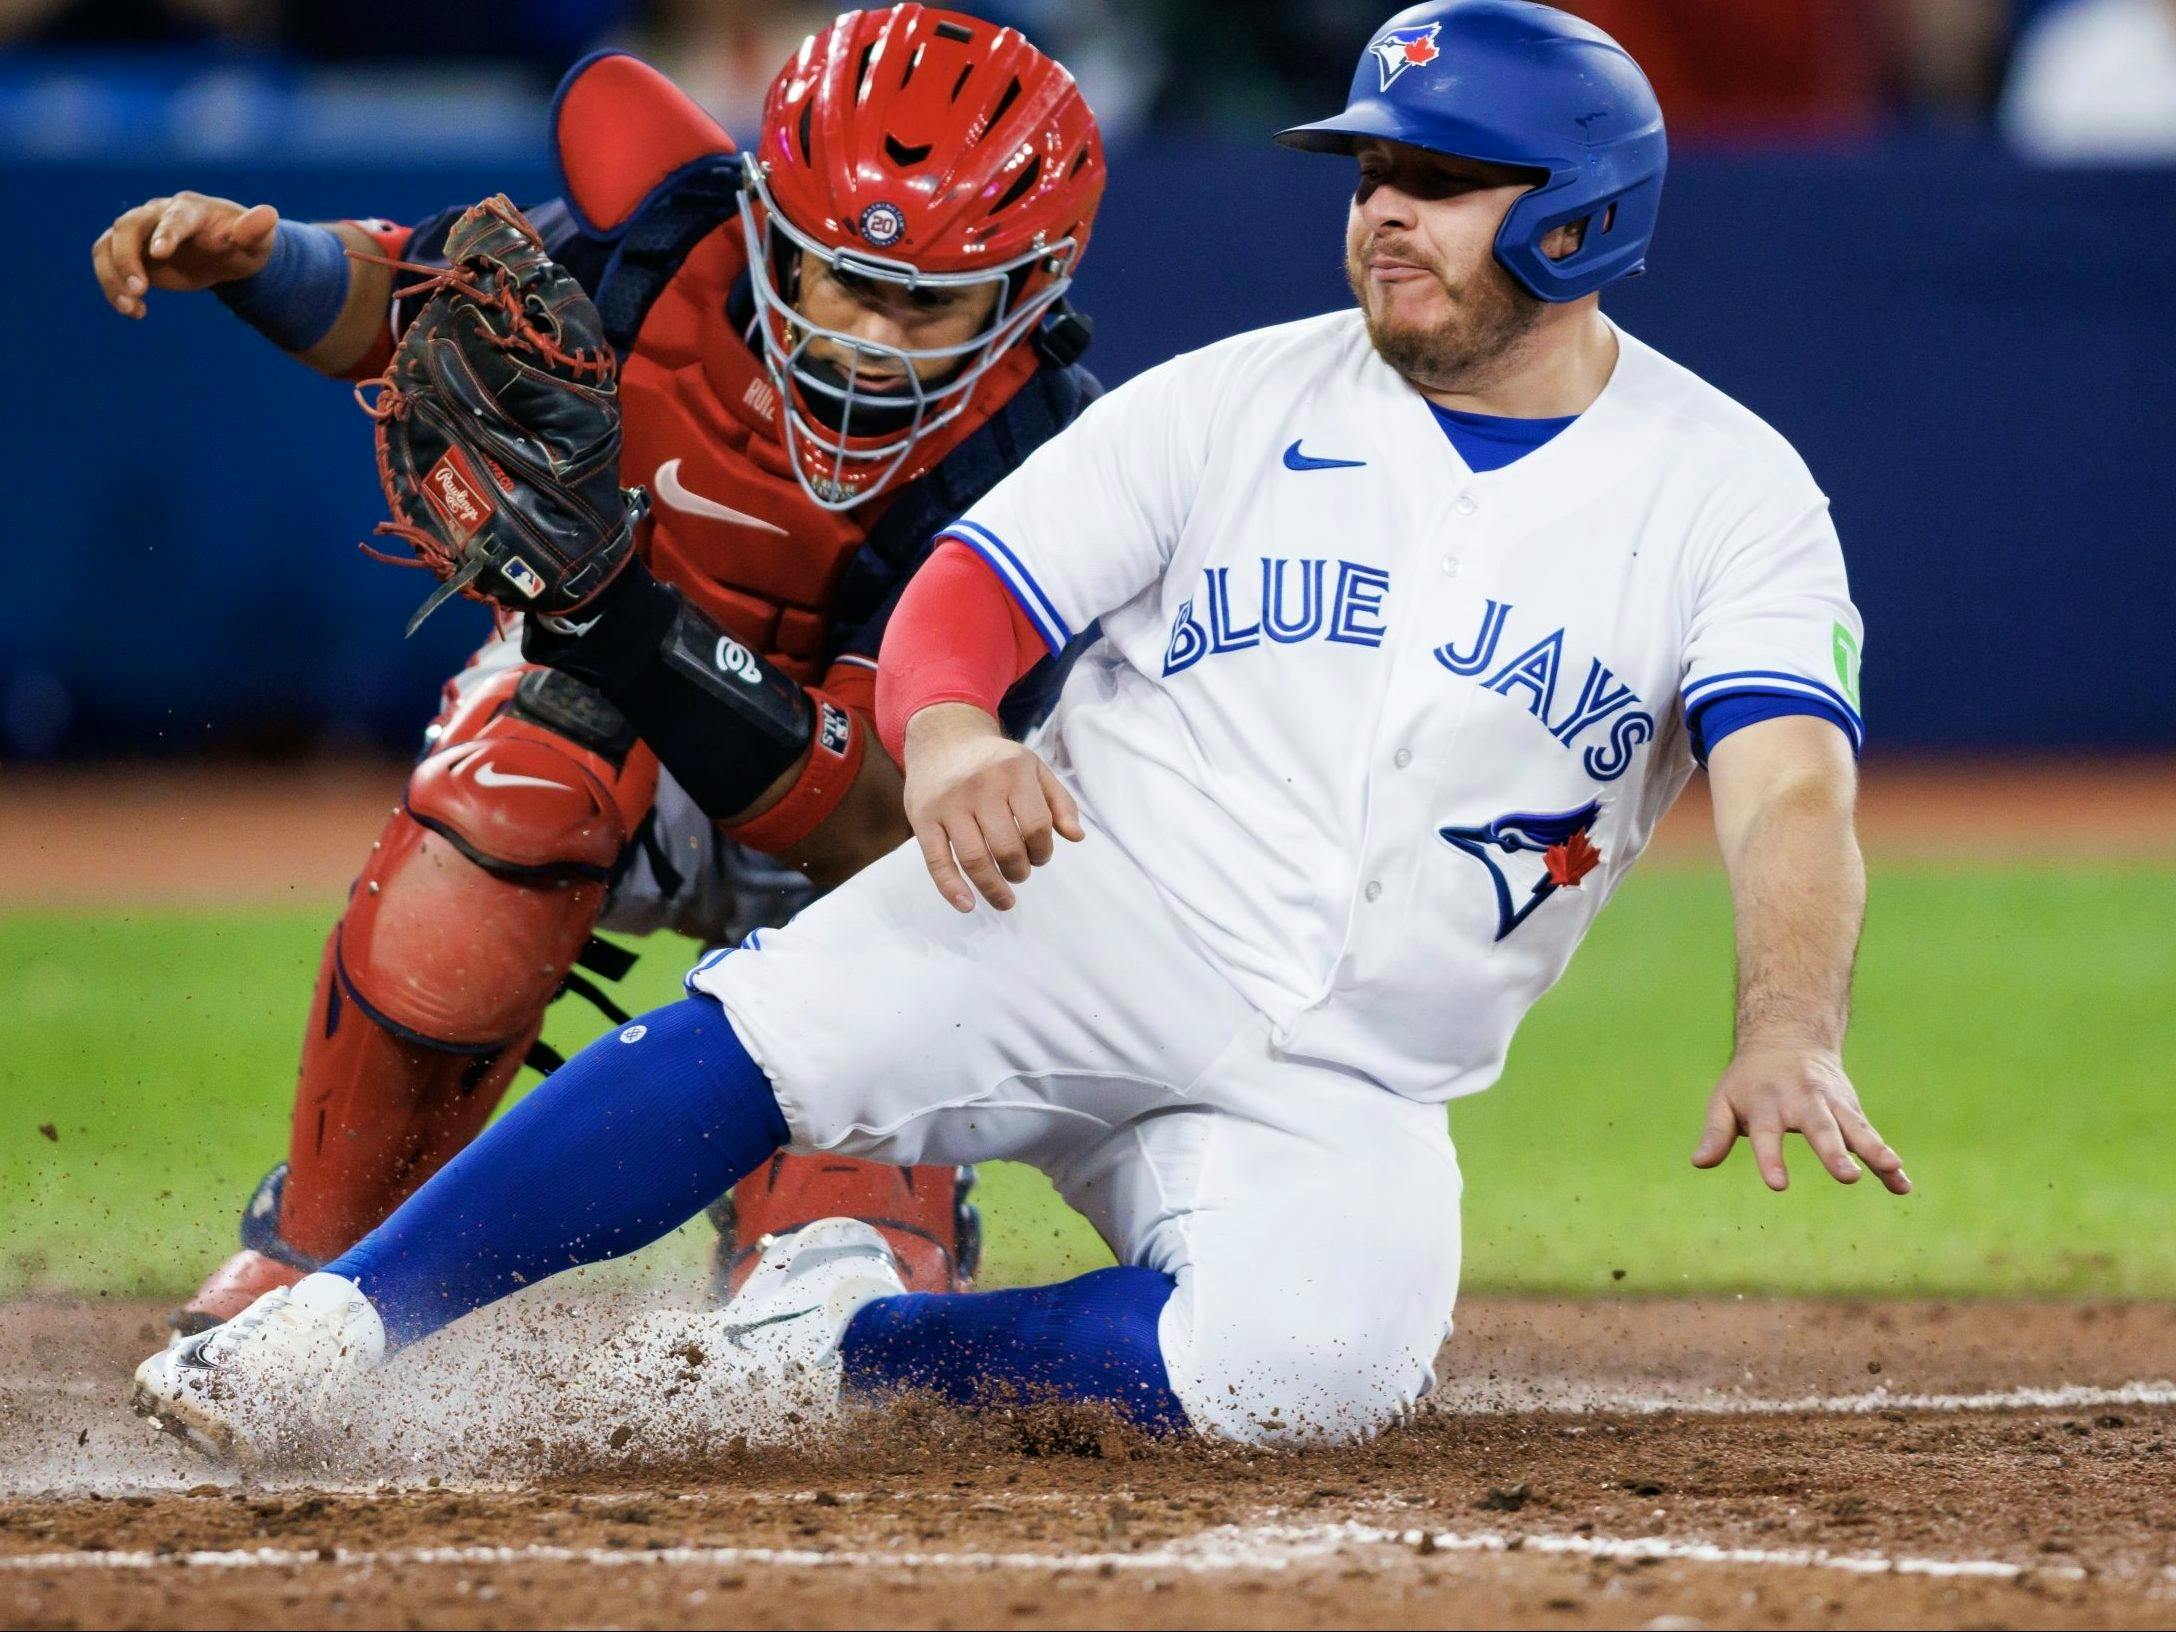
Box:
739 160 1080 512
743 6 1105 512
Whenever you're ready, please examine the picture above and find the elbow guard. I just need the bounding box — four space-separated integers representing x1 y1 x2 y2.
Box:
524 563 853 843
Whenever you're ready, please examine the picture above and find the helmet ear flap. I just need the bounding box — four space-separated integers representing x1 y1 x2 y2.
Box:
1493 171 1664 303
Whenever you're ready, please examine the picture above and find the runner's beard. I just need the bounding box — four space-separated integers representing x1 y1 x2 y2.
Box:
1347 247 1544 394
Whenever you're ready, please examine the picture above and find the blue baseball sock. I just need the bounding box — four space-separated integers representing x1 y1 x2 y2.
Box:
326 994 787 1347
840 1265 1190 1433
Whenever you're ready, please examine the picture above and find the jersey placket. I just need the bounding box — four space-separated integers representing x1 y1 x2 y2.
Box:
1304 347 1639 1028
1302 393 1514 1022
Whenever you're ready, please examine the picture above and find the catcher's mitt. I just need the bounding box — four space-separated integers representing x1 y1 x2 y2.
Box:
356 194 648 635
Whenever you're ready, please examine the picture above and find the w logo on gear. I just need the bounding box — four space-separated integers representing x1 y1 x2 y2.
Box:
1370 23 1443 91
1439 800 1604 942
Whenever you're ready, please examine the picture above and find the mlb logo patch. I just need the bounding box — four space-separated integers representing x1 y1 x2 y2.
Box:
500 556 546 600
1370 22 1442 91
419 446 495 543
817 700 852 758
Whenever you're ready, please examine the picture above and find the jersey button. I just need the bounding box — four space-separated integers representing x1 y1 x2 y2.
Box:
1454 494 1479 516
1393 748 1413 769
1364 880 1384 902
1440 555 1461 577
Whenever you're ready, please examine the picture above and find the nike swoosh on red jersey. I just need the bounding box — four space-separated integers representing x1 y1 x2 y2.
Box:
653 459 789 536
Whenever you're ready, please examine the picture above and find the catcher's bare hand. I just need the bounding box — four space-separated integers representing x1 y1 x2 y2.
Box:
903 703 1084 913
93 192 279 318
1692 1039 1910 1194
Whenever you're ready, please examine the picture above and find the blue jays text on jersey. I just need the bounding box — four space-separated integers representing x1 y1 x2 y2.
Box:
1159 562 1656 784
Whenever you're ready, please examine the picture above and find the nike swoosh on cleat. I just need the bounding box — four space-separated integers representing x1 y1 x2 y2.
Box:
1282 440 1368 472
472 763 568 793
654 459 790 535
713 1306 820 1351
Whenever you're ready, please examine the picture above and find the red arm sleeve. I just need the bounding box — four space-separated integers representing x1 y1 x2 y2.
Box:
876 541 1046 764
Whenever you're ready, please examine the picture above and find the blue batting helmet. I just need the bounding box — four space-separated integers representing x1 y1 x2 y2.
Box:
1275 0 1666 303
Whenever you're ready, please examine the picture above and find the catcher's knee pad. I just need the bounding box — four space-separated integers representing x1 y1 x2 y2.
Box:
412 664 659 879
342 667 657 1045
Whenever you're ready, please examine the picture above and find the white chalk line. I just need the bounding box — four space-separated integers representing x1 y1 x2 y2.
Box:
0 1529 1324 1579
1428 1378 2176 1418
2 1520 2169 1590
17 1374 2173 1435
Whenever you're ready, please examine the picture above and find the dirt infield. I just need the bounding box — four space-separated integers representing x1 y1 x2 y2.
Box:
7 763 2172 1626
3 1296 2171 1629
3 756 2175 906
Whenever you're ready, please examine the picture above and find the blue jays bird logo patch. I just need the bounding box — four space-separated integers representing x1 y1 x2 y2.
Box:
1370 22 1443 91
1439 800 1603 942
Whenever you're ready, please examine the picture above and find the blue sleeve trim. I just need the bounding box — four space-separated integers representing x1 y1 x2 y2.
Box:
1687 690 1861 763
940 521 1072 654
1682 668 1863 749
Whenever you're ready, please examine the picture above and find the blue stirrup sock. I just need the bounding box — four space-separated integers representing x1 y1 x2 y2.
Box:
213 220 352 353
841 1265 1191 1433
326 995 788 1348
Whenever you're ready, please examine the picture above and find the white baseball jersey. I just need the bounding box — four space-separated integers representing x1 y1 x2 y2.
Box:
942 309 1864 1103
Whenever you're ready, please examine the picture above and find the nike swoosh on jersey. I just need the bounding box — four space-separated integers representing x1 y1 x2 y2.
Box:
653 459 790 535
472 763 567 793
1282 440 1368 472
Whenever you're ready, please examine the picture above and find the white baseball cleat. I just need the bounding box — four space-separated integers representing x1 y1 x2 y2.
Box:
584 1218 905 1454
131 1272 385 1463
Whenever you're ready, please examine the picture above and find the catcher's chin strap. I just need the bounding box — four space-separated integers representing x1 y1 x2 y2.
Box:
523 933 642 1076
348 233 622 634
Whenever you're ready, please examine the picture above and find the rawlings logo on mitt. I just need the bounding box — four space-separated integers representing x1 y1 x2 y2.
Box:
355 194 649 634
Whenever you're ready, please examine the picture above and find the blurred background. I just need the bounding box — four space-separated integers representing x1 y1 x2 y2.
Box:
2 1 2171 1305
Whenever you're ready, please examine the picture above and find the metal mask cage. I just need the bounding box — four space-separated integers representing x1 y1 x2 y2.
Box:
738 160 1083 511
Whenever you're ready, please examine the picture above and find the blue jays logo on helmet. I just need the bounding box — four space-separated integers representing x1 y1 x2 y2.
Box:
1369 22 1442 91
1439 799 1603 942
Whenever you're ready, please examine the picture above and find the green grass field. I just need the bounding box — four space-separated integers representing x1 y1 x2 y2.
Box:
4 862 2172 1303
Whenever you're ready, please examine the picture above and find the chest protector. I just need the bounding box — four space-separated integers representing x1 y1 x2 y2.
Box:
553 53 1061 684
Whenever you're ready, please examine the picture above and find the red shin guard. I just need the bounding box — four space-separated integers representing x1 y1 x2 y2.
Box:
276 665 657 1262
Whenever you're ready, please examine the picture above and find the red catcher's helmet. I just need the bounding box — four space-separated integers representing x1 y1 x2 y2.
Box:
741 5 1106 510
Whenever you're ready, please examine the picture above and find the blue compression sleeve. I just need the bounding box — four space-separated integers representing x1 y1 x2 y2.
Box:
326 995 787 1347
213 220 351 353
840 1265 1189 1433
